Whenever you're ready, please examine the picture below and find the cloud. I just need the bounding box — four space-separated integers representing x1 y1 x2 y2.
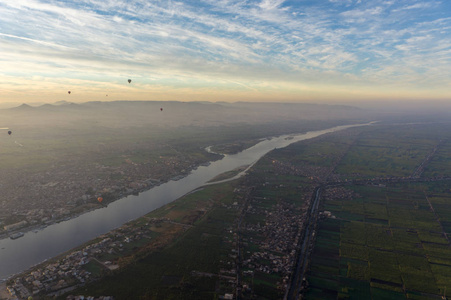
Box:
258 0 286 10
393 2 439 12
340 6 384 23
0 0 450 102
0 33 74 50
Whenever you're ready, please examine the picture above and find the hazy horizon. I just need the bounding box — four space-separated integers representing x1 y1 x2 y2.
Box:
1 99 451 114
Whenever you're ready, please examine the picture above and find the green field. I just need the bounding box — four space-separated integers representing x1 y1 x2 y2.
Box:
305 182 451 299
335 124 451 179
303 123 451 299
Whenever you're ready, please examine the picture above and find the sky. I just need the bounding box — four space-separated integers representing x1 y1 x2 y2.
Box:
0 0 450 104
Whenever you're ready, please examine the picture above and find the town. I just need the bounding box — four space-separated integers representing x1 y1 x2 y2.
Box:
0 145 220 240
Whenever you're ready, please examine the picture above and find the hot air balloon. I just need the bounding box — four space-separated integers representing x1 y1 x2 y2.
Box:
160 108 163 111
8 130 12 135
68 91 71 94
128 79 131 84
97 197 103 203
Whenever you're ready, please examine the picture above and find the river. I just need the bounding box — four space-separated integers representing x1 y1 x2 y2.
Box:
0 123 371 280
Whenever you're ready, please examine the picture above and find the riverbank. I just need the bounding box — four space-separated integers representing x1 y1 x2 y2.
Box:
0 156 219 241
0 133 294 241
206 165 249 183
2 181 241 299
0 134 270 242
0 123 372 286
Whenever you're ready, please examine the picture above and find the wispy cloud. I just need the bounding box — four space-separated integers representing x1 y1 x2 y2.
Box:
0 0 450 102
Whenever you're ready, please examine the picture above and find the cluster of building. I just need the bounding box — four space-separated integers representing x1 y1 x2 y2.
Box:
5 217 167 299
239 195 309 292
0 150 209 238
322 186 358 201
270 159 332 183
231 148 349 297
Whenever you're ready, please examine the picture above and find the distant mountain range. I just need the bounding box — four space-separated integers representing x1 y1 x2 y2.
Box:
4 100 449 131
